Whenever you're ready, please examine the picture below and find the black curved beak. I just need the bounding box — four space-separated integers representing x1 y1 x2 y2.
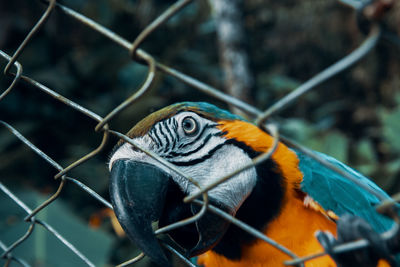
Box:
109 158 231 266
109 159 171 267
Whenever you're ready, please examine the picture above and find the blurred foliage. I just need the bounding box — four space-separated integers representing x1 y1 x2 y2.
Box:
0 0 399 266
0 190 114 266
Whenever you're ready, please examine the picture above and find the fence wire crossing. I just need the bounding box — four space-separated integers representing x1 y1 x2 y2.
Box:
1 0 399 266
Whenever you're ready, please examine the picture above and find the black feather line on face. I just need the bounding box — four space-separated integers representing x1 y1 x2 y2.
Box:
177 123 217 150
159 122 172 153
165 119 177 151
211 139 286 260
169 142 227 166
150 126 162 147
166 132 222 159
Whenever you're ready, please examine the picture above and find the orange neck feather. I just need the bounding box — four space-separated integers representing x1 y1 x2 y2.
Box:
205 120 337 266
217 120 302 193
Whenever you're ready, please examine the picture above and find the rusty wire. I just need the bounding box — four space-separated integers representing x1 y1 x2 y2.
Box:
0 0 399 266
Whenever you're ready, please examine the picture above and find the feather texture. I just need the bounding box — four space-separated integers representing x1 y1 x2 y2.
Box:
297 150 394 233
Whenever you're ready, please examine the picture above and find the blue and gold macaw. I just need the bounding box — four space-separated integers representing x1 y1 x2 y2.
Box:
108 102 396 267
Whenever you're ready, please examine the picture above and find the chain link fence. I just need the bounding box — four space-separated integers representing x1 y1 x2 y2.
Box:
1 0 399 266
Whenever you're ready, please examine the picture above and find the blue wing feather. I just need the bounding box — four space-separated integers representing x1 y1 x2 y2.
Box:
295 149 394 233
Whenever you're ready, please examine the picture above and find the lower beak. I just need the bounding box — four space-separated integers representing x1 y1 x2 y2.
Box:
109 159 171 267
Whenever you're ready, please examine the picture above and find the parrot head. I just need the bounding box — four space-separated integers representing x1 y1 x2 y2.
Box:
108 102 286 266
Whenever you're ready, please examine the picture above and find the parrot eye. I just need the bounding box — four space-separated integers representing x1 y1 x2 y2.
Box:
182 116 198 135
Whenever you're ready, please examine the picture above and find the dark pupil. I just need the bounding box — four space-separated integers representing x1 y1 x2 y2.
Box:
183 120 193 130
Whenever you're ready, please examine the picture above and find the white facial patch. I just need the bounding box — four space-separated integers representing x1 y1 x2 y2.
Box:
179 144 257 214
109 112 258 214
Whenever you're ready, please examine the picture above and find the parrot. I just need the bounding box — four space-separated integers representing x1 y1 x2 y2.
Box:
108 101 397 267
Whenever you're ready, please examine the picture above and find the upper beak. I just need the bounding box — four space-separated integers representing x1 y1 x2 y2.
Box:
109 159 171 267
109 158 231 266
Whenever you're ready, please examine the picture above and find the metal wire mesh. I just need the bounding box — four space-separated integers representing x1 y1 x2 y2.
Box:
1 0 399 266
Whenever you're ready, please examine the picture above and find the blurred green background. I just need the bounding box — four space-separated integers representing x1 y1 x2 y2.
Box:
0 0 399 266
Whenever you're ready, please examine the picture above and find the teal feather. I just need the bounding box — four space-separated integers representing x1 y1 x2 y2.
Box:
296 149 394 233
178 102 246 121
